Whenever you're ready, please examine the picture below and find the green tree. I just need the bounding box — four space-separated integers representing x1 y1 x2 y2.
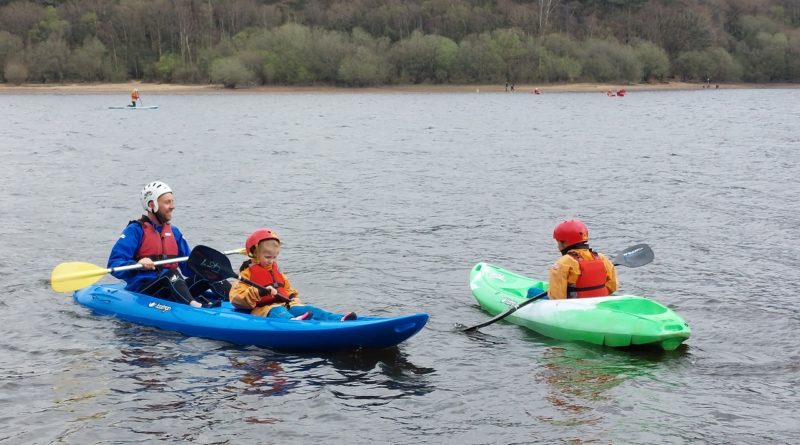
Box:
308 28 350 83
152 52 181 82
452 34 504 83
4 60 27 84
0 30 24 81
209 56 256 88
0 1 45 45
786 30 800 79
672 50 707 81
580 38 641 82
704 47 742 81
27 36 70 82
489 28 527 81
536 49 582 82
338 46 391 85
735 32 789 81
67 36 111 81
633 39 669 81
733 15 780 42
259 23 315 84
390 30 457 83
28 5 70 44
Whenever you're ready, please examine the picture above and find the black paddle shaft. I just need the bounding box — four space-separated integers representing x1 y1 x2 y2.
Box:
188 245 291 303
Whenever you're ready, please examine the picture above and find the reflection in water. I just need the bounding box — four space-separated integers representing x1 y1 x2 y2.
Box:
107 320 436 412
228 355 291 396
299 347 436 404
226 356 291 424
535 343 689 426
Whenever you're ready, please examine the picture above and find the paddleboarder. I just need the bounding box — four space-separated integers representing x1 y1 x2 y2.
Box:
130 88 139 107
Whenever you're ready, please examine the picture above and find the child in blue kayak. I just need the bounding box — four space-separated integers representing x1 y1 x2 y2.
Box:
229 228 357 321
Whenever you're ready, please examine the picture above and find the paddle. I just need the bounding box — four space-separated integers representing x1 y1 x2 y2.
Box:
461 243 654 332
50 247 245 293
187 245 292 303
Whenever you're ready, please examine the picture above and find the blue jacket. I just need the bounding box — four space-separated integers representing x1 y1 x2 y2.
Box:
107 220 192 291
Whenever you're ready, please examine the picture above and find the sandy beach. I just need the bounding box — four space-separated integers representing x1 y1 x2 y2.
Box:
0 81 795 94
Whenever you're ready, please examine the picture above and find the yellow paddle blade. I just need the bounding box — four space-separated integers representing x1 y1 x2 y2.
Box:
50 262 110 293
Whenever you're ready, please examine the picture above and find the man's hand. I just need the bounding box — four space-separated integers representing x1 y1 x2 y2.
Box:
138 258 156 270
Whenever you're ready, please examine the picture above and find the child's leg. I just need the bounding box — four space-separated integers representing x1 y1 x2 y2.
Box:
266 306 294 319
291 305 342 321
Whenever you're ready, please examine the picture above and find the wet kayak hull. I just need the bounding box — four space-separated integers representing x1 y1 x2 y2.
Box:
469 263 690 350
74 284 428 351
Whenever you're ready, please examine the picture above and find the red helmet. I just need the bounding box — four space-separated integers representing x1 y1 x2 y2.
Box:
553 219 589 246
246 228 281 256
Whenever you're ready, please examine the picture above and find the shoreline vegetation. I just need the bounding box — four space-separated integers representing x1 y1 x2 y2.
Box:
2 2 799 89
1 81 797 95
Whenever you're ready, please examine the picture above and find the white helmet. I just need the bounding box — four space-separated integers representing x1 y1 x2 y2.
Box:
140 181 173 213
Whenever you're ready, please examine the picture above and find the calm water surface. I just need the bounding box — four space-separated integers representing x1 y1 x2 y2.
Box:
1 88 798 444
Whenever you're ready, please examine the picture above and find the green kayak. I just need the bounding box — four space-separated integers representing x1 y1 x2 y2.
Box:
469 262 691 350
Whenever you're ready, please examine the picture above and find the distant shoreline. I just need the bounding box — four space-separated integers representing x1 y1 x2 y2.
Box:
1 81 797 94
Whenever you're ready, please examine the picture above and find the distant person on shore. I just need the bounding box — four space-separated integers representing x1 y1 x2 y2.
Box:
229 228 357 321
505 81 509 92
107 181 230 307
510 82 515 92
545 219 618 300
130 88 139 107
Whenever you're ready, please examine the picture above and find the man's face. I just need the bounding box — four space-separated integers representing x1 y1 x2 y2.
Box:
154 192 175 222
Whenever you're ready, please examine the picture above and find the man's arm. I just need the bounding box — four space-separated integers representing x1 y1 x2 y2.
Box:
107 223 143 282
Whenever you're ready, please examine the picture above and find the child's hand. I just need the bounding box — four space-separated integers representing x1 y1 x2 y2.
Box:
258 285 277 297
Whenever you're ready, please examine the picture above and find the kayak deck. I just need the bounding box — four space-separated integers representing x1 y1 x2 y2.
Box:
74 284 427 352
469 263 690 350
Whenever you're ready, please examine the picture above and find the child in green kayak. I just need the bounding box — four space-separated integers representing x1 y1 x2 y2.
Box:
546 219 617 300
229 228 357 321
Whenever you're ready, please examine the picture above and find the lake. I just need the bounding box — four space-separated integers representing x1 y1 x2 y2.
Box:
0 88 798 444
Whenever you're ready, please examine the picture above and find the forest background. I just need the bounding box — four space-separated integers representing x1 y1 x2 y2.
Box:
0 0 798 88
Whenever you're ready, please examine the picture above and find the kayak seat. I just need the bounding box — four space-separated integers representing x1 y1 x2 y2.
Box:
526 285 548 299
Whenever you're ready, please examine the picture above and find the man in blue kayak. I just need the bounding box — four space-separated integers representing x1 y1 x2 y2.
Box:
547 219 617 299
107 181 227 307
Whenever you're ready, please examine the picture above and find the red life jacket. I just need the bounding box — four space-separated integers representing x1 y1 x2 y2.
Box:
135 220 179 269
247 263 289 298
567 250 610 298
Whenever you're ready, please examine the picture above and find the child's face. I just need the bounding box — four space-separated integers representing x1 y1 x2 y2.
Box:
257 240 280 267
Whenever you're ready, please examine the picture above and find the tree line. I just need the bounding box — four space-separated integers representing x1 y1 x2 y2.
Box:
0 0 798 87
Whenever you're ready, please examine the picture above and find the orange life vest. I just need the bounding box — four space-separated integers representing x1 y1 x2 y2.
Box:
131 90 139 100
567 250 609 298
134 220 179 269
247 263 289 298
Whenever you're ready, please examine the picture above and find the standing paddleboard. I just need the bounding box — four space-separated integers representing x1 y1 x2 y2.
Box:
108 105 159 109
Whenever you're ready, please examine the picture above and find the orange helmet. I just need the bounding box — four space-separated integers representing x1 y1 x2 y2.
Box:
246 228 281 257
553 219 589 246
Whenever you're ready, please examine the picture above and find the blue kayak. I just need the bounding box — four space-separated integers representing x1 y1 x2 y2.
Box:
73 284 428 352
